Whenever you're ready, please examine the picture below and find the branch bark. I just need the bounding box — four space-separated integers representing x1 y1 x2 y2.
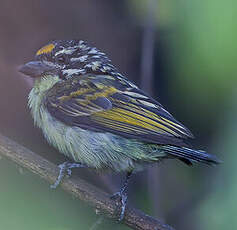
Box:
0 133 175 230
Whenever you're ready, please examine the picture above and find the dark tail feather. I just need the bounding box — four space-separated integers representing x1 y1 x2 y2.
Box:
162 145 221 165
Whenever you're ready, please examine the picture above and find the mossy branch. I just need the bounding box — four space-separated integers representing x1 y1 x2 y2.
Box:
0 133 174 230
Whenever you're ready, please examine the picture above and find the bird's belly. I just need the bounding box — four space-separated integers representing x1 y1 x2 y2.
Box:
39 110 144 171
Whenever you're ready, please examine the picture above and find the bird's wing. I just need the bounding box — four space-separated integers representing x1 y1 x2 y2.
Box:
44 74 194 146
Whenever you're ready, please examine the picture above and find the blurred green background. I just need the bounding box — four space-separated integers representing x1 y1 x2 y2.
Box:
0 0 236 229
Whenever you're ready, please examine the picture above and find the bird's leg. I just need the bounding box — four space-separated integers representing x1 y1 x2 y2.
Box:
110 170 133 221
51 161 85 189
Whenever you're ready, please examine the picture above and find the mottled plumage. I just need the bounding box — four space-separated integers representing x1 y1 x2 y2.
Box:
20 40 220 220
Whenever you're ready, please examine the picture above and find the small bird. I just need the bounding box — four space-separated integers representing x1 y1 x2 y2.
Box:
19 40 220 221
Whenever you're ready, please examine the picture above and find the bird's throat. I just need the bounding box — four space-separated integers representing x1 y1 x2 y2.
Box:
28 75 60 127
33 75 60 94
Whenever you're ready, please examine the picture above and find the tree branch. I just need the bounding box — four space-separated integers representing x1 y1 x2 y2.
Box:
0 133 174 230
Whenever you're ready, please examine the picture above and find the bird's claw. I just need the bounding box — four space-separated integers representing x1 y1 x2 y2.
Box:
50 161 84 189
110 191 122 199
67 168 72 176
110 190 128 221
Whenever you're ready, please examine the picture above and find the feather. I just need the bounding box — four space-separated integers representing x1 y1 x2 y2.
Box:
162 145 221 165
45 74 194 147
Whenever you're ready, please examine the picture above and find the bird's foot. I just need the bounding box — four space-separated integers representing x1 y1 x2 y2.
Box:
51 161 84 189
110 187 128 221
110 171 132 221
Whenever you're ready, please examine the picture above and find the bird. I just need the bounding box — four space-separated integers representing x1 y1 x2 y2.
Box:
19 40 220 221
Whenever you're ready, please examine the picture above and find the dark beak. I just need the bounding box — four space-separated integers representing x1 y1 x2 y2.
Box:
18 61 56 78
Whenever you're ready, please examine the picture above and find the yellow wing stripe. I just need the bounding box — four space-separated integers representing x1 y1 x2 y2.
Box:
58 86 117 102
85 86 117 100
136 108 187 135
92 116 146 134
113 101 187 136
59 87 95 101
94 108 178 136
115 108 178 136
160 117 186 130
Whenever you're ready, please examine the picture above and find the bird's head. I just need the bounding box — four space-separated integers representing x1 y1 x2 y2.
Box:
19 40 116 80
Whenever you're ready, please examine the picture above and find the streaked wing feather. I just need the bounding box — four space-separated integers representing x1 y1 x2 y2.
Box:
45 74 193 146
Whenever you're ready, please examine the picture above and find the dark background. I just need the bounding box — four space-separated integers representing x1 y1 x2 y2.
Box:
0 0 236 229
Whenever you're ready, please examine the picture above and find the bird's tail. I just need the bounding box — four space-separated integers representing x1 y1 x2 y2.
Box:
162 145 221 165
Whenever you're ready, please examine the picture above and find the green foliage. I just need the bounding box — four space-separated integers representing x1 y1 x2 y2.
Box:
169 0 237 124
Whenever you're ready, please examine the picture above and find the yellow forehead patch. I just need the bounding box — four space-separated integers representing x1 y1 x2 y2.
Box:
36 43 55 56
